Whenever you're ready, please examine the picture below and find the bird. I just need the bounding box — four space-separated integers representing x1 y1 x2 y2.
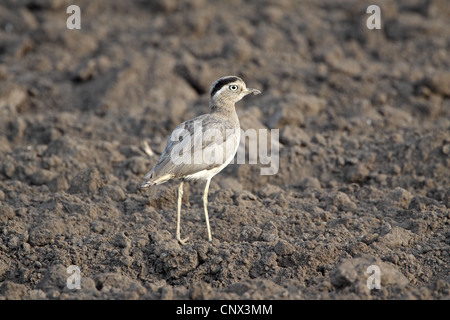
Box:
140 76 261 244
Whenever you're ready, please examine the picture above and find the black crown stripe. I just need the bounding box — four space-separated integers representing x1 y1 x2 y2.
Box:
210 76 240 98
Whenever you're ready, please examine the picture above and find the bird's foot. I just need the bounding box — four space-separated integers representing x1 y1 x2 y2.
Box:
177 236 189 245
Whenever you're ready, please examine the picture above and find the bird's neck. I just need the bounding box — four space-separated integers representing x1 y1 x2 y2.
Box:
209 98 238 119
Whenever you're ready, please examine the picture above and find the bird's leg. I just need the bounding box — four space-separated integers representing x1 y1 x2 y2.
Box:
176 180 189 245
203 179 212 242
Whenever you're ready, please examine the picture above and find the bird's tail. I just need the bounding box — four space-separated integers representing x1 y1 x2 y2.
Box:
139 170 155 190
139 180 154 190
139 171 172 190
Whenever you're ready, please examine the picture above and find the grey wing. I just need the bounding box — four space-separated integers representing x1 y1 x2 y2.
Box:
141 122 191 185
142 114 238 184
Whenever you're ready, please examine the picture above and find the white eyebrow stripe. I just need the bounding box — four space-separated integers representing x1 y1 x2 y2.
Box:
215 83 233 96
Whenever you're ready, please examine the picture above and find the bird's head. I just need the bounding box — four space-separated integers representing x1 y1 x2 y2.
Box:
209 76 261 105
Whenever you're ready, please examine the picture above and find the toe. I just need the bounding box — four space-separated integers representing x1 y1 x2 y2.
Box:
178 237 189 245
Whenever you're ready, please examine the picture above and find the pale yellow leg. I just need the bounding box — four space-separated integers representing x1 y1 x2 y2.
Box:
176 180 189 245
203 179 212 242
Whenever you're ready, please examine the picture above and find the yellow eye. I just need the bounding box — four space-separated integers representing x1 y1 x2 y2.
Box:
229 85 238 91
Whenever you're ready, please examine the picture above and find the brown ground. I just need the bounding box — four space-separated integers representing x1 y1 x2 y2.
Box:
0 0 449 300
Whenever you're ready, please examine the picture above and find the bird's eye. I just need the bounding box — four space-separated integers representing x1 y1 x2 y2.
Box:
229 85 238 91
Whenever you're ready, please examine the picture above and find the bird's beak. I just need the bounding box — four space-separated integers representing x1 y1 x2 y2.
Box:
246 88 261 95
